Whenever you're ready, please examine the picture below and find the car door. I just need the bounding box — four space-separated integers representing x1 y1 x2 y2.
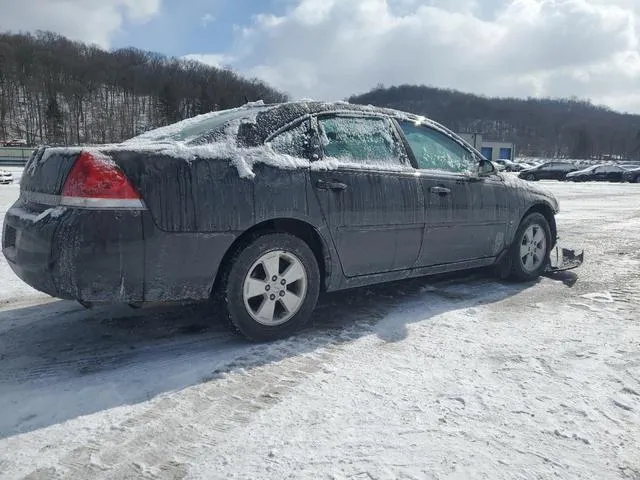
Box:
394 119 510 266
534 163 551 179
547 162 564 180
590 166 605 181
603 165 624 182
309 113 425 277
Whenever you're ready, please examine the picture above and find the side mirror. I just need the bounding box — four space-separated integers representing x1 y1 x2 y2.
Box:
478 159 496 177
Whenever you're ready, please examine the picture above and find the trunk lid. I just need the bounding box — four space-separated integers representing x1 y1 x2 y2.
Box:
21 146 82 195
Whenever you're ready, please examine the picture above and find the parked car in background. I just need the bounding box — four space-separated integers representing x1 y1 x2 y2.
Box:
518 161 578 181
622 166 640 183
0 169 14 185
2 101 581 341
514 162 533 171
495 159 530 172
3 139 28 147
495 159 517 171
566 164 628 182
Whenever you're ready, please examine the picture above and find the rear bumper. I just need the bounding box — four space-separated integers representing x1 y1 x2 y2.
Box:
3 202 146 302
2 200 236 304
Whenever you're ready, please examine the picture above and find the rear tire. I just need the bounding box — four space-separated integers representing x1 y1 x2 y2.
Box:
217 233 320 341
509 213 552 282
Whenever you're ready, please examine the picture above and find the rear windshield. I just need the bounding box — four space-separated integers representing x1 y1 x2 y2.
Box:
125 106 268 143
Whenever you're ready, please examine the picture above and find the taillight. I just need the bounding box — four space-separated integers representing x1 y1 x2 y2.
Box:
61 151 145 209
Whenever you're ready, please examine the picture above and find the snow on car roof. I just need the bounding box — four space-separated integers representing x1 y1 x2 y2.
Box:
51 101 471 179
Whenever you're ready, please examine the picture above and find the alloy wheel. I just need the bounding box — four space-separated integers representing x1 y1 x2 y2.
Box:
520 224 547 273
242 250 308 326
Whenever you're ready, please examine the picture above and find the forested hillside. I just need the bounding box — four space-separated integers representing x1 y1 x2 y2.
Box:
0 31 287 145
349 85 640 160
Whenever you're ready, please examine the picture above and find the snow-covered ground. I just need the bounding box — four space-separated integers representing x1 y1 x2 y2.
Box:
1 178 639 479
0 168 48 306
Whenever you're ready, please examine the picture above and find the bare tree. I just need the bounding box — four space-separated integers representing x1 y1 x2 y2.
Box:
349 84 640 160
0 31 288 145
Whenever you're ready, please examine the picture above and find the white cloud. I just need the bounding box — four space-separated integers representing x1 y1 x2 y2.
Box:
182 53 235 69
216 0 640 113
4 0 640 113
0 0 161 48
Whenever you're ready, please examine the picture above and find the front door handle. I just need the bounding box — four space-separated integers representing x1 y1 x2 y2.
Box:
430 186 451 196
316 179 348 191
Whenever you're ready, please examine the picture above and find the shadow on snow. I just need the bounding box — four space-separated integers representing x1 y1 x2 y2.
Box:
0 268 572 439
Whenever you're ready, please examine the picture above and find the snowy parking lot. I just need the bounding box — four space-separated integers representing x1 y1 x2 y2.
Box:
0 174 639 480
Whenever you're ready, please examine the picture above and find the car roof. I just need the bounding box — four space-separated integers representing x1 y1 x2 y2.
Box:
233 101 458 147
128 100 474 152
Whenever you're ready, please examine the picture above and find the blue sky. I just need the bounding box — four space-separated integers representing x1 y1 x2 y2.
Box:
112 0 285 59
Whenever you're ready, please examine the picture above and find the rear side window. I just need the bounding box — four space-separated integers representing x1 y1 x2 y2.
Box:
546 162 572 171
317 116 402 166
267 120 311 158
127 106 268 143
398 121 474 173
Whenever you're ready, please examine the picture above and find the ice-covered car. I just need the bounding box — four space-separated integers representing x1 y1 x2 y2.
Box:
1 101 583 341
566 164 628 182
518 161 578 181
0 169 14 185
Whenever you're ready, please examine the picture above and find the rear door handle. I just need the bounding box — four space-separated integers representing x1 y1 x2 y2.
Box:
429 186 451 195
316 180 348 191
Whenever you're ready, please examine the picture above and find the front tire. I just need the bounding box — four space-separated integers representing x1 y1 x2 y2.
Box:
509 213 552 282
219 233 320 341
524 174 536 181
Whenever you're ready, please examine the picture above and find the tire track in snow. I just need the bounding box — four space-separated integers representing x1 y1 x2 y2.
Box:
10 275 518 479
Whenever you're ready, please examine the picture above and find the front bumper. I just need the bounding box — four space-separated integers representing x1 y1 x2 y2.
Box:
546 244 584 273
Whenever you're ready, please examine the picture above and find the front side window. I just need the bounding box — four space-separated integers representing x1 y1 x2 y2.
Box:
266 120 311 158
317 116 402 166
553 163 573 171
545 163 564 171
398 121 475 173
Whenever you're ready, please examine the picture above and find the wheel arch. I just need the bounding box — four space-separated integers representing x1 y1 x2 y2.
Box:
519 202 557 247
211 217 333 298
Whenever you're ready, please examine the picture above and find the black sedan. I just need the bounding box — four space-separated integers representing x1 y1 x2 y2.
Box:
622 167 640 183
518 161 578 181
2 101 580 341
566 164 628 182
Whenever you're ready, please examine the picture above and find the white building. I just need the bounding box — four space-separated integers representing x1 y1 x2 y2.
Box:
458 133 516 162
